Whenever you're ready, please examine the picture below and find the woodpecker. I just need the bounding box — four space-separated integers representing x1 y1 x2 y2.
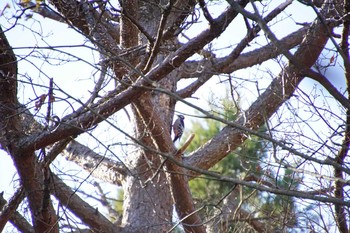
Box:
173 114 185 143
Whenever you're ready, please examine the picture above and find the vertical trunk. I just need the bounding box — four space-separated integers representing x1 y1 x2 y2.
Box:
120 1 176 231
122 150 172 232
122 93 173 232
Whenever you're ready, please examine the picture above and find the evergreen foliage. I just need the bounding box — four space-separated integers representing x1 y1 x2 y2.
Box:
187 94 302 232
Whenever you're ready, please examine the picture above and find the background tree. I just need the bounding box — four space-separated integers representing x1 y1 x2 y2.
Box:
0 0 349 233
187 94 299 232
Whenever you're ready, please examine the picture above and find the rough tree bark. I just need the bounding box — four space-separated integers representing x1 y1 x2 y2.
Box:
0 0 348 232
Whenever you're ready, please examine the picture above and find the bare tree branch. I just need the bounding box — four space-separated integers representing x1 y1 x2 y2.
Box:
62 140 128 185
94 182 121 224
4 0 350 231
185 0 338 178
164 154 350 207
18 103 128 184
207 188 268 233
0 25 59 232
19 1 250 151
52 174 121 233
0 188 33 233
18 2 65 23
178 25 308 81
177 0 297 98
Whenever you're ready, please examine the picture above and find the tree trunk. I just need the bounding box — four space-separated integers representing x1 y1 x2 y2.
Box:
120 1 178 231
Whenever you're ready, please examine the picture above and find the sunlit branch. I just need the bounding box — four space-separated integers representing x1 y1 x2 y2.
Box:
62 140 127 185
178 25 309 80
177 0 296 97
